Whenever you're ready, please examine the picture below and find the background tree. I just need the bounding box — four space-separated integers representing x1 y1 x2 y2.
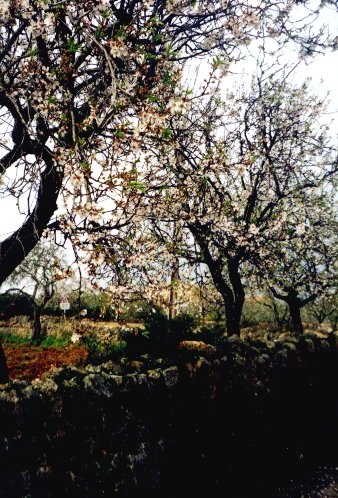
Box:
139 66 336 335
264 191 337 334
3 241 69 341
306 293 338 330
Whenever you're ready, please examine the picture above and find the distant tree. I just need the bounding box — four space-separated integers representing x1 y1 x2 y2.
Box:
4 242 69 341
306 294 338 330
0 290 33 319
266 192 337 334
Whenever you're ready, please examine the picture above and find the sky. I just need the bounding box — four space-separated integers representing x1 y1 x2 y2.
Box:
0 4 337 243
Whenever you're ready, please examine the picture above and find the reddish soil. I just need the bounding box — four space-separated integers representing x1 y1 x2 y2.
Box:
4 344 88 381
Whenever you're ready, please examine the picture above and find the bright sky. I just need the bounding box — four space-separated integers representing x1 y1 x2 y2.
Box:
1 5 337 242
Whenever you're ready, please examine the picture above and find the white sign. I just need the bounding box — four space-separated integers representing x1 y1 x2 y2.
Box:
60 296 70 311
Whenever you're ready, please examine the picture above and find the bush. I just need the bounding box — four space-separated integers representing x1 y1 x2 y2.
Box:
117 311 197 357
170 313 197 337
81 330 127 364
197 323 225 345
119 326 151 356
0 292 33 319
145 311 196 339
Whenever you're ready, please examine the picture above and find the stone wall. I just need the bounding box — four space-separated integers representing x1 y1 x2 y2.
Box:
0 336 338 497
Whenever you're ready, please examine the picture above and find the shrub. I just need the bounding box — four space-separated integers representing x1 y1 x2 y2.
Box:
197 323 225 345
0 292 33 319
81 330 127 364
119 326 151 356
145 311 196 339
170 313 197 337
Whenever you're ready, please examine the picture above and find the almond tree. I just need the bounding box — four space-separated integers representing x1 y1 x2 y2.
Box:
1 0 334 285
3 241 69 341
142 69 337 335
264 190 337 334
0 0 336 380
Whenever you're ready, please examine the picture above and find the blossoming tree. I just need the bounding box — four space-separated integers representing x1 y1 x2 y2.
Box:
0 0 336 380
2 241 69 341
142 68 337 335
0 0 334 285
263 190 337 334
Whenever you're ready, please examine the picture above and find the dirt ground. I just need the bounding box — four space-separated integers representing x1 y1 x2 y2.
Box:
3 344 88 381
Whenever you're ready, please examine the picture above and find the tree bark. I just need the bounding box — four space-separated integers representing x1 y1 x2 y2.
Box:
0 341 9 384
224 301 242 336
288 298 304 335
271 287 305 335
32 305 42 342
0 152 62 285
227 258 245 336
188 223 245 336
169 258 179 320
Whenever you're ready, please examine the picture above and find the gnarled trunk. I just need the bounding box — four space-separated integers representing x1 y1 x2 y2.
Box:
271 287 305 335
224 302 242 336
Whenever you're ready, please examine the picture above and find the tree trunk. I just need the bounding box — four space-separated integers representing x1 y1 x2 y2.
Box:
0 153 63 285
0 341 9 384
169 258 179 320
224 302 241 336
226 257 245 336
288 299 304 334
187 223 245 335
270 287 306 335
32 305 42 341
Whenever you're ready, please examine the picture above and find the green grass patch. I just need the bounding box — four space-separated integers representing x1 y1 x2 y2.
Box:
0 332 71 349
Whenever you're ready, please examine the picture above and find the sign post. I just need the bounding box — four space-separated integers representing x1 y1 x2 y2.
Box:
60 296 70 318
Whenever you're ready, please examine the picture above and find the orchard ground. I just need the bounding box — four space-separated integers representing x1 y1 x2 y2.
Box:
0 315 334 381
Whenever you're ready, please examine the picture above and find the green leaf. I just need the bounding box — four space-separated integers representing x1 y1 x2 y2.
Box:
162 128 172 139
102 9 111 19
128 181 147 193
114 27 127 40
115 129 125 139
28 47 38 57
94 27 104 40
147 94 159 102
67 39 82 53
164 71 173 85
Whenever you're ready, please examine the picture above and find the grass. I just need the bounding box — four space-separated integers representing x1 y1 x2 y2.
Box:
0 332 71 348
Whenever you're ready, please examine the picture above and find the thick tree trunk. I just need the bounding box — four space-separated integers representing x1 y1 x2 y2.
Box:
187 223 245 336
224 302 242 336
0 341 9 384
226 257 245 336
288 299 304 335
0 154 62 285
271 287 306 335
